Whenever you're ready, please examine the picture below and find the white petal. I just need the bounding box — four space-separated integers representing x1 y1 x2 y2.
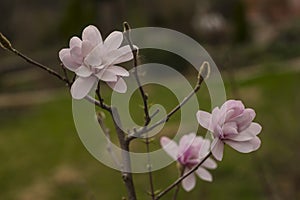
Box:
81 40 94 57
69 36 82 48
202 157 217 169
106 66 129 77
82 25 102 45
182 169 196 192
224 137 261 153
60 51 80 71
96 70 118 82
75 66 93 77
104 31 123 51
211 138 224 161
160 136 178 160
107 77 127 93
196 110 212 131
195 167 213 182
84 44 103 67
71 76 97 100
107 45 134 65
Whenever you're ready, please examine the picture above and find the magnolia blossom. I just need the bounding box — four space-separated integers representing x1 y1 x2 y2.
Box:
197 100 262 161
160 133 217 192
59 25 134 99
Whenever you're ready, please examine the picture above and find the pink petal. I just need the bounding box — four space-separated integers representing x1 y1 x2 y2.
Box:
195 167 213 182
107 77 127 93
59 48 69 60
160 136 179 160
104 31 123 51
70 46 83 64
81 40 94 57
224 136 261 153
235 108 256 131
71 76 97 100
198 138 210 158
227 122 262 141
59 51 80 71
108 45 134 65
211 138 224 161
222 122 238 136
84 44 103 67
196 110 212 131
202 157 217 169
96 70 118 82
182 169 196 192
82 25 102 45
69 36 82 48
75 66 93 77
106 66 129 77
178 133 196 157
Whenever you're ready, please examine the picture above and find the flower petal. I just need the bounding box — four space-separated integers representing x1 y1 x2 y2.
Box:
235 108 256 131
106 66 129 77
71 76 97 99
84 44 103 67
107 77 127 93
195 167 213 182
227 122 262 141
59 50 80 71
69 36 82 48
75 66 93 77
96 70 118 82
211 138 224 161
224 136 261 153
108 45 134 65
196 110 212 131
202 157 217 169
81 40 94 57
182 169 196 192
160 136 179 160
104 31 123 51
82 25 102 45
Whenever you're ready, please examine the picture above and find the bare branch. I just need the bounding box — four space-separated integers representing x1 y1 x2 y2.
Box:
155 152 212 200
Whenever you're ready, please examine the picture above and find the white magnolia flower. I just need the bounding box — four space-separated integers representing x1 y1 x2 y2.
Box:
59 25 134 99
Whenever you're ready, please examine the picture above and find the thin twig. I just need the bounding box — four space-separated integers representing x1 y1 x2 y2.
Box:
172 166 185 200
123 22 151 126
96 82 112 112
155 152 212 200
145 134 155 200
128 61 210 141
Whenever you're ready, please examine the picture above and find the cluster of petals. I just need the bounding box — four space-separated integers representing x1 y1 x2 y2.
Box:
160 133 217 191
59 25 134 99
197 100 262 161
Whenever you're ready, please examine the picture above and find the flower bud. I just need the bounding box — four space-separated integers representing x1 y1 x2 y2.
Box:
198 61 210 80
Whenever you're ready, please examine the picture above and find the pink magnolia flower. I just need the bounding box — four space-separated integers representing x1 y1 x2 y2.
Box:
59 25 134 99
160 133 217 192
197 100 262 161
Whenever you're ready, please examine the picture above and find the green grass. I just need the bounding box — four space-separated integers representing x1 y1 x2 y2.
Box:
0 67 299 199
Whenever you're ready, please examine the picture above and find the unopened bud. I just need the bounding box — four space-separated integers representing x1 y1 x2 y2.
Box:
0 32 13 51
198 61 210 80
123 21 131 32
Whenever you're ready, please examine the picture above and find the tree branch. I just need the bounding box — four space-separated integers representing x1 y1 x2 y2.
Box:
155 152 212 200
128 61 210 141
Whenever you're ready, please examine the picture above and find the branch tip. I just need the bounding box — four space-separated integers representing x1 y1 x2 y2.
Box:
0 32 13 51
199 61 210 80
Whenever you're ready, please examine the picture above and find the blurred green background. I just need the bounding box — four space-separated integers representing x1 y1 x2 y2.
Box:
0 0 300 199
